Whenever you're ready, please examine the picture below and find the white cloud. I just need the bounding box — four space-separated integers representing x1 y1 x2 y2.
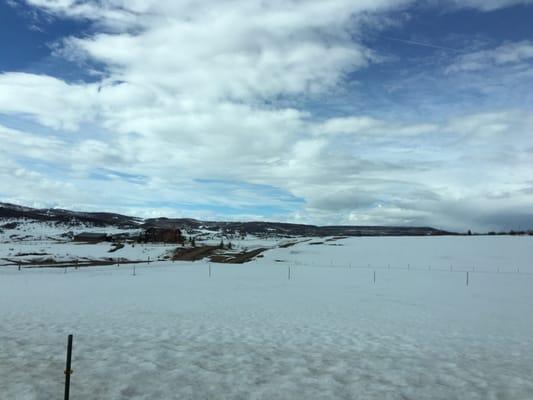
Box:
447 41 533 73
0 73 98 130
1 0 532 230
314 116 438 137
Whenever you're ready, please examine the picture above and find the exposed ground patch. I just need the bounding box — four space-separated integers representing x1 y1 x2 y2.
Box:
209 248 267 264
172 246 219 261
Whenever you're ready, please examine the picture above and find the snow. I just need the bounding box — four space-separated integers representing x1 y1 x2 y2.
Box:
0 219 139 242
0 219 281 266
1 236 533 399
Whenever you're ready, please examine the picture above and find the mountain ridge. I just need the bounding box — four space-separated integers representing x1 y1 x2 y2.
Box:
0 202 454 237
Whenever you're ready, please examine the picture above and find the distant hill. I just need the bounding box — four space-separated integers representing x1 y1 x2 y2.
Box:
143 217 453 237
0 202 141 228
0 202 453 237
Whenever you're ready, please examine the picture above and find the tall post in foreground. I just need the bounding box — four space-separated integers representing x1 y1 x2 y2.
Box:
64 334 73 400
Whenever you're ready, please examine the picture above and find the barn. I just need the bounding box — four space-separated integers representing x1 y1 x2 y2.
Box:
73 232 109 243
141 227 183 243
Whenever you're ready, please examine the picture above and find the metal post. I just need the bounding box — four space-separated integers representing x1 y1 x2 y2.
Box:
64 334 73 400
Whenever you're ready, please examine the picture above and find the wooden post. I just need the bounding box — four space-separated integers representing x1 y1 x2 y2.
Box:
466 271 469 286
64 334 73 400
209 263 211 278
288 266 291 281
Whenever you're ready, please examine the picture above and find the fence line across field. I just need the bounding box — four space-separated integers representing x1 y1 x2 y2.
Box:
3 259 533 277
285 260 533 275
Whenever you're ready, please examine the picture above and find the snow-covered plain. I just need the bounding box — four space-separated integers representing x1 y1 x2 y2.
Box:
1 236 533 399
0 219 280 266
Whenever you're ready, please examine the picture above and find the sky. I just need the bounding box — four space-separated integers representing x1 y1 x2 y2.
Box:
0 0 532 232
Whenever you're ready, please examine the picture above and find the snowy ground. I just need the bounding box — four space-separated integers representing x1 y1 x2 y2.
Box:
1 236 533 399
0 219 282 266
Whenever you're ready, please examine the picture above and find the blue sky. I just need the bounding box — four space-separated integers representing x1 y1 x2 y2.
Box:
0 0 533 231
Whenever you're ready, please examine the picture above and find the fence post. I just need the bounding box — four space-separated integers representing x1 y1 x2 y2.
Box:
64 334 73 400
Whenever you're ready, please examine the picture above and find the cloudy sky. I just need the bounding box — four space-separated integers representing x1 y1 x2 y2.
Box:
1 0 532 231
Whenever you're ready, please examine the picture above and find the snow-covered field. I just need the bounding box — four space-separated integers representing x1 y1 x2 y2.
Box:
0 219 282 266
1 236 533 399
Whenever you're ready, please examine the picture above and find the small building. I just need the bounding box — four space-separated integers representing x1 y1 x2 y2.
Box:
141 227 183 244
73 232 109 243
109 232 138 241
